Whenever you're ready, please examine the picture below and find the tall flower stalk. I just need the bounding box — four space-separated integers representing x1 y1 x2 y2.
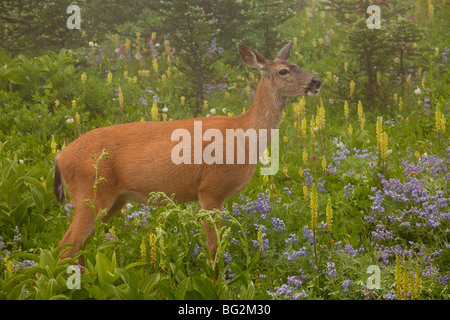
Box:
310 183 318 265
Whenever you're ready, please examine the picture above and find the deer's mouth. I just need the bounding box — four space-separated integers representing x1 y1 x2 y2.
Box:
307 88 320 96
306 76 321 96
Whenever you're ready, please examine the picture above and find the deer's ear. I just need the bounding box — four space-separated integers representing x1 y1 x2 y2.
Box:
236 43 267 70
276 40 293 61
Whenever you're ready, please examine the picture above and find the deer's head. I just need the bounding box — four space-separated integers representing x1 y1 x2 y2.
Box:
237 41 321 97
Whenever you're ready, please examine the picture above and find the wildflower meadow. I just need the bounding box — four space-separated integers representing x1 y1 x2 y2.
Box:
0 0 449 302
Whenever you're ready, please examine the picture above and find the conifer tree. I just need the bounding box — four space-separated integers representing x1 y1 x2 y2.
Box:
159 0 221 116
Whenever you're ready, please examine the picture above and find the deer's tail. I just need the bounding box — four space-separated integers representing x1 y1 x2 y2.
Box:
53 159 66 205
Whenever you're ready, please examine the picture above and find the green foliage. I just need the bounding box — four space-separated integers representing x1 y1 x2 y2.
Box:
1 49 76 99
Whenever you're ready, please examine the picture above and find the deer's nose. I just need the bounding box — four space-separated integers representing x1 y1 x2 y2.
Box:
310 76 321 88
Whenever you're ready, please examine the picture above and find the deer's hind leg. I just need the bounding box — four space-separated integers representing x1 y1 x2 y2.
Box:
58 191 120 264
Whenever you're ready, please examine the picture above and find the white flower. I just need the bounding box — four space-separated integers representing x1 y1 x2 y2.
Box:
88 41 94 47
162 106 169 113
66 118 74 124
210 108 216 115
414 87 421 95
222 107 227 113
19 159 24 164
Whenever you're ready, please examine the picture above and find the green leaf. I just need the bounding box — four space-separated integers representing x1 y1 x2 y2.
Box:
192 277 217 300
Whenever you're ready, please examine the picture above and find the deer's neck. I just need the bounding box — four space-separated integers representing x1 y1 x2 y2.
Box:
243 77 286 132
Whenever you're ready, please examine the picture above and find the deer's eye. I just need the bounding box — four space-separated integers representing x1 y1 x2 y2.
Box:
278 69 289 76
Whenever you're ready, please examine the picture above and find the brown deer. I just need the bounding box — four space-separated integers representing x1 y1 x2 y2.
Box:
53 40 320 271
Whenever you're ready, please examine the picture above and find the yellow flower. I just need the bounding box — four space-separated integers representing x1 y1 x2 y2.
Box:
4 255 14 275
164 39 171 56
149 233 157 270
326 198 333 233
376 71 381 86
118 87 124 113
302 149 308 166
75 112 81 127
257 226 264 252
55 99 60 108
357 101 365 131
151 100 159 121
395 256 422 300
357 100 363 118
344 61 348 73
379 132 388 162
436 104 447 135
349 80 355 97
322 156 327 172
151 32 156 42
152 58 159 73
376 116 383 151
262 149 270 166
348 124 353 135
301 118 307 138
71 99 77 109
428 3 434 23
344 100 349 119
283 164 288 177
107 72 113 85
125 38 131 54
245 85 251 97
316 105 325 129
81 72 87 85
140 237 147 262
180 96 185 107
138 70 150 78
303 184 308 199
